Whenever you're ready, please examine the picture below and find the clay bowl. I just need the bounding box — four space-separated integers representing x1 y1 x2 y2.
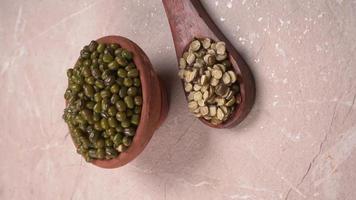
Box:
162 0 255 128
67 35 168 168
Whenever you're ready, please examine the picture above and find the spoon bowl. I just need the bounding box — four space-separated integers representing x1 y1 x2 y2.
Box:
162 0 255 128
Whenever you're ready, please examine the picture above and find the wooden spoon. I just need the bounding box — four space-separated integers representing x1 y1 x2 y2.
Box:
67 36 168 168
162 0 255 128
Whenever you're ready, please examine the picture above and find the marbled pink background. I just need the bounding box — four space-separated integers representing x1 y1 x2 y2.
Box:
1 0 356 199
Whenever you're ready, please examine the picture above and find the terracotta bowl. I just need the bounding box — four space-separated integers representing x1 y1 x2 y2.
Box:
67 35 168 169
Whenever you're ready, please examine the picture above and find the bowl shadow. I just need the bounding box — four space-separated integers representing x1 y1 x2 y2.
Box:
130 59 212 183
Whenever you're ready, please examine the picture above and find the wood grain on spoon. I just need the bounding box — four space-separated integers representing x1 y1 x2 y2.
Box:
162 0 255 128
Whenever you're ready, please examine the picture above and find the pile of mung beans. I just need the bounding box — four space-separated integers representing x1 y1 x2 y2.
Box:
178 38 240 125
63 41 142 162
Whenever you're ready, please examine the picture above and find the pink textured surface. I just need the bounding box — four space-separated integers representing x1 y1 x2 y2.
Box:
0 0 356 199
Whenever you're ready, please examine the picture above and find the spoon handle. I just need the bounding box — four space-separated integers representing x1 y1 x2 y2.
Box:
162 0 245 65
162 0 217 56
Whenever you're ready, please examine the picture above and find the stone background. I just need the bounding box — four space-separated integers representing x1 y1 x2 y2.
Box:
0 0 355 199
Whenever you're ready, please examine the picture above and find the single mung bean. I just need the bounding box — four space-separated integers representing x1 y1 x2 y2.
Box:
108 117 119 128
110 94 120 104
93 102 102 113
123 78 133 87
85 76 95 85
100 118 109 130
134 106 142 114
105 139 114 147
95 80 105 89
121 120 131 128
96 148 105 159
100 90 111 99
121 49 133 60
124 96 134 109
115 100 127 112
107 106 117 116
134 96 143 106
102 54 113 63
114 48 123 56
124 128 136 136
116 111 127 122
117 144 127 152
117 68 127 78
80 50 90 59
113 134 123 145
131 114 140 125
101 98 109 111
108 61 119 70
127 69 139 78
105 147 118 157
122 136 132 147
127 87 138 96
116 56 128 66
133 78 141 87
119 87 127 98
110 84 120 94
